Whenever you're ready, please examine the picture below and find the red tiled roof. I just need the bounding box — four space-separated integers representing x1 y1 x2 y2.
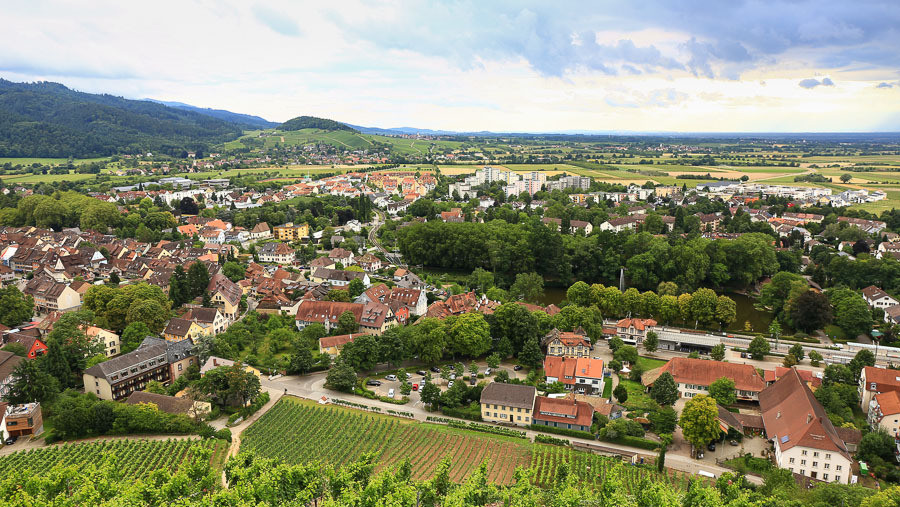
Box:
862 366 900 393
658 357 765 392
616 318 657 331
875 390 900 417
534 396 594 428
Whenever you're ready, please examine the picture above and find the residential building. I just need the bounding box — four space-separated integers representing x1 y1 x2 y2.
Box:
180 307 229 335
207 273 242 321
541 217 594 235
273 222 309 241
5 403 42 437
258 242 296 264
83 339 170 400
295 300 396 335
319 333 366 355
355 253 382 272
862 285 899 310
643 357 766 401
310 256 336 271
85 326 120 357
249 222 272 241
200 356 261 377
860 366 900 413
867 390 900 439
310 268 370 287
162 318 204 343
166 338 197 381
543 356 605 395
760 368 853 483
542 328 592 358
4 332 48 359
328 248 355 266
532 395 594 432
615 318 657 345
23 276 82 314
0 351 22 400
355 284 428 316
480 383 536 426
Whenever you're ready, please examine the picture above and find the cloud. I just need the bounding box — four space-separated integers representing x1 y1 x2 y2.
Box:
252 4 300 37
876 81 900 89
799 77 834 88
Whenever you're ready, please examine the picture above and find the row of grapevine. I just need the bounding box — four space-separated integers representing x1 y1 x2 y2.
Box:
0 438 225 479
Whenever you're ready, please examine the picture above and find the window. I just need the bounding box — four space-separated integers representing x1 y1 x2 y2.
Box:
801 460 806 466
517 416 521 421
824 463 830 469
823 474 829 481
872 382 877 390
836 465 842 471
812 461 818 468
813 452 819 457
800 470 805 476
789 458 795 464
178 364 183 371
825 453 831 460
801 450 807 456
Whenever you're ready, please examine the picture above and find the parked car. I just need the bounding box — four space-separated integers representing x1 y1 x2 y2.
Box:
416 370 427 376
385 374 398 381
412 384 419 391
4 436 16 446
513 365 523 371
430 366 441 373
405 372 413 379
697 451 705 459
484 368 492 376
448 381 454 388
707 442 716 452
366 380 382 386
729 440 739 446
470 377 476 385
388 388 395 398
450 374 456 380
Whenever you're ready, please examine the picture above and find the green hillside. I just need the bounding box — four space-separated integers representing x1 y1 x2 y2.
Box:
279 115 357 132
0 80 250 158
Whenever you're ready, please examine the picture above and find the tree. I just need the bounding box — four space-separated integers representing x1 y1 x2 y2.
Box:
710 343 726 361
849 349 876 381
340 334 379 371
222 262 246 283
643 331 658 354
120 321 151 354
508 272 544 304
0 342 26 357
689 288 718 327
289 347 315 375
613 345 638 365
609 359 622 375
859 427 895 463
195 363 261 407
829 287 873 339
714 295 737 329
108 271 121 286
348 278 365 300
518 337 543 369
809 350 823 367
788 343 805 362
420 382 441 407
335 310 359 335
179 196 199 215
3 359 60 404
789 290 832 333
613 384 628 403
486 352 501 369
679 394 721 453
467 268 494 294
708 377 736 406
187 261 211 300
325 359 357 393
0 286 33 328
782 353 798 367
447 312 491 358
649 372 679 406
145 380 167 394
748 335 770 360
566 281 596 307
840 173 852 183
608 336 624 353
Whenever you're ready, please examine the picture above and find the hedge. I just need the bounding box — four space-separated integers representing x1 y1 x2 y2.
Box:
535 434 570 446
529 424 595 440
426 416 528 439
598 434 660 451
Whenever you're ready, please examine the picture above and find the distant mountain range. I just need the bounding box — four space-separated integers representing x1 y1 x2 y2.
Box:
144 99 277 129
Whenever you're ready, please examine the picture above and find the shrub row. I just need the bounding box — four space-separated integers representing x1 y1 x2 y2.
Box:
534 434 570 446
354 387 410 405
529 424 595 440
426 416 528 439
386 409 415 418
598 434 660 451
331 398 382 412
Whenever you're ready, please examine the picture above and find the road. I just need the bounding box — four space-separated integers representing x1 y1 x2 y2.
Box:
260 371 759 484
369 209 404 266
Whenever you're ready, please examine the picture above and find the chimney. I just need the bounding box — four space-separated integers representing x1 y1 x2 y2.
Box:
806 413 812 424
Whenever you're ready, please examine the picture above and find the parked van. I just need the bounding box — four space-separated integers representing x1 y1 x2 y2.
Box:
388 388 395 398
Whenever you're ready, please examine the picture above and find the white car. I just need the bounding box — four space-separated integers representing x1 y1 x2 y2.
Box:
484 368 492 376
448 381 454 388
388 388 395 398
385 374 398 381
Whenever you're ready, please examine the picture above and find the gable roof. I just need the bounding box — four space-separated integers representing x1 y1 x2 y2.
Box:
533 396 594 427
163 318 195 337
874 390 900 417
124 391 192 414
651 357 766 392
759 368 851 460
83 339 167 380
0 351 22 381
480 382 536 409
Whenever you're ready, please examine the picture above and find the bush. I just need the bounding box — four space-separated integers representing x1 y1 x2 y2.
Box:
441 403 482 421
427 416 527 439
530 424 594 440
535 434 570 446
239 391 270 419
214 428 232 442
597 434 660 451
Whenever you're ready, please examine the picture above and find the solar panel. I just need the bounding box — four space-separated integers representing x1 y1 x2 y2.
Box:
781 435 790 443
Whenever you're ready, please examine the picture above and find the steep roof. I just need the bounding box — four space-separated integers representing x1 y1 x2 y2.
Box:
163 318 194 337
125 391 192 414
0 351 22 381
653 357 765 392
874 390 900 417
533 396 594 427
616 318 657 331
862 366 900 392
480 382 536 409
180 307 220 324
83 339 167 380
759 368 851 460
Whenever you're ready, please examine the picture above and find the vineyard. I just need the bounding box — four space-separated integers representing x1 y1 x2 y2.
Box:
0 438 228 479
241 397 686 488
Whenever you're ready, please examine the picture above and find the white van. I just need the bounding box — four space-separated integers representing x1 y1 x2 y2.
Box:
387 388 395 398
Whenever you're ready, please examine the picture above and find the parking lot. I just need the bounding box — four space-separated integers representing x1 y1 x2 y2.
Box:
365 360 530 401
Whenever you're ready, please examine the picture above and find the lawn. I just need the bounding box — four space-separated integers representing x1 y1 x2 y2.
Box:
616 378 660 414
636 356 667 372
724 455 774 475
602 378 613 398
824 324 849 342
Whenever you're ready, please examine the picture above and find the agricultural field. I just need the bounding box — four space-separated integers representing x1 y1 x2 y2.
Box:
0 438 227 479
241 397 683 489
0 157 110 166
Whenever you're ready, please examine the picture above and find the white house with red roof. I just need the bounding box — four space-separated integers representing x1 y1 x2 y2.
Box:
616 318 657 345
860 366 900 413
543 356 605 395
868 390 900 439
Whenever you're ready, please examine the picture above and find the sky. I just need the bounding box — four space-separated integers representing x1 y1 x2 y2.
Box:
2 0 900 133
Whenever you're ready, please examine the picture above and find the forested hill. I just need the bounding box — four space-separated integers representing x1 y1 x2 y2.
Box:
0 80 250 158
279 115 358 132
145 99 277 129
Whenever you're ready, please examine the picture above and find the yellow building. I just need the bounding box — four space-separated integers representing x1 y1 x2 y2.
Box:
480 383 536 426
273 222 310 241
